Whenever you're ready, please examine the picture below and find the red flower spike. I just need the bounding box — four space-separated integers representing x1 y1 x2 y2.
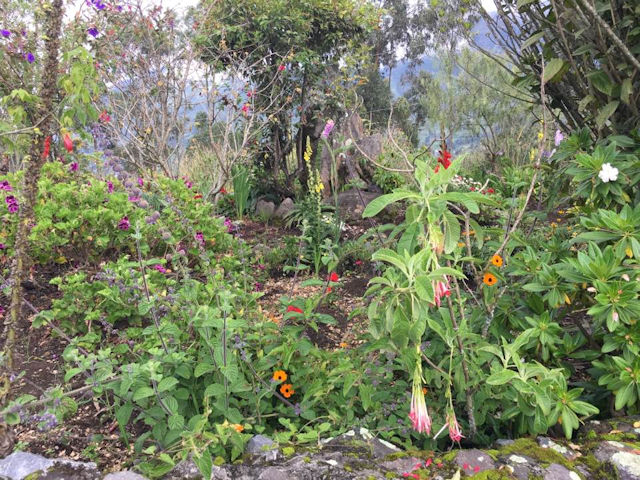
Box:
437 149 452 169
287 305 303 314
63 133 73 153
41 136 51 159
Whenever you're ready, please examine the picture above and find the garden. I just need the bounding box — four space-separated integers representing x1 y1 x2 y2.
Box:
0 0 639 478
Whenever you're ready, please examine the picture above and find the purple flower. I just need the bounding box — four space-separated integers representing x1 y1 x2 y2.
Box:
254 282 263 291
89 0 106 10
107 181 114 194
69 162 78 172
137 177 144 187
25 52 34 63
128 195 140 202
153 264 167 273
0 243 5 250
195 231 205 245
321 119 335 139
257 263 265 270
182 177 192 189
1 30 10 38
87 27 99 37
117 216 130 230
0 180 12 191
5 195 18 213
554 129 564 147
224 218 235 233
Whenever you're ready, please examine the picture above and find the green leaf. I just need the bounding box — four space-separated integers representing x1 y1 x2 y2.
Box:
158 377 179 393
194 363 215 378
372 249 407 276
543 58 566 83
168 414 185 431
132 386 155 402
443 210 460 254
596 101 619 128
620 78 632 105
487 369 518 385
362 190 420 218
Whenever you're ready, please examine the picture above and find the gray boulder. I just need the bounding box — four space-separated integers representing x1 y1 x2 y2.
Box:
0 452 99 480
246 435 279 462
255 200 276 219
274 198 294 219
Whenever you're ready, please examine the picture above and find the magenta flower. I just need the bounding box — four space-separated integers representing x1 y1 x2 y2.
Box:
117 216 130 230
153 264 167 274
183 177 192 189
69 162 78 172
0 243 6 250
5 195 18 213
25 52 35 63
195 231 205 245
433 277 451 308
107 181 114 194
447 412 464 442
128 195 140 202
409 377 431 434
0 180 12 191
321 119 335 139
137 177 144 187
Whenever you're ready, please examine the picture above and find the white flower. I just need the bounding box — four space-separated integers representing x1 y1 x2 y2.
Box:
598 163 619 183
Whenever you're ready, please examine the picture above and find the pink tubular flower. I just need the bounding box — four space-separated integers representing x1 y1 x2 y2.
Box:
447 412 464 442
117 216 130 230
433 276 451 307
63 133 73 153
107 181 114 194
195 231 205 246
409 377 431 434
321 119 335 139
69 162 78 172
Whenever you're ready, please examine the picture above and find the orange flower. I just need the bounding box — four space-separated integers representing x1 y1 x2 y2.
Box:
483 273 497 286
232 424 244 432
491 254 503 267
273 370 287 382
339 342 348 348
280 383 294 398
422 387 428 395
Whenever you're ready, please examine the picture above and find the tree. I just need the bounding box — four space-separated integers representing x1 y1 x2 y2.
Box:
476 0 640 137
194 0 378 185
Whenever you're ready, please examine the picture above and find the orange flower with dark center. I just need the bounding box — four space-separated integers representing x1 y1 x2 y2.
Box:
273 370 287 383
483 273 497 286
280 383 294 398
491 254 503 267
232 424 244 433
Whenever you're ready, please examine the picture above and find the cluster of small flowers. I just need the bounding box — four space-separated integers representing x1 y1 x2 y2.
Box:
33 411 58 432
451 175 482 191
0 26 35 63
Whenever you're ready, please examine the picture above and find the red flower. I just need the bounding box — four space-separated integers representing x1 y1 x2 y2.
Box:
99 110 111 123
220 187 227 194
326 287 332 294
437 149 452 169
474 466 480 473
278 64 286 72
487 188 495 194
287 305 303 314
241 104 250 115
194 194 203 200
470 186 475 192
41 136 51 159
328 272 339 282
63 133 73 153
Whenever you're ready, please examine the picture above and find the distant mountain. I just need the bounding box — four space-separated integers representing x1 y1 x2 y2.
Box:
387 15 498 97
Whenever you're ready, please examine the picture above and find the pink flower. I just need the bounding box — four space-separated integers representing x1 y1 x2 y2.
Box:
195 231 205 245
433 276 451 307
137 177 144 187
278 64 285 72
118 216 130 230
409 378 431 434
153 264 167 273
241 103 250 115
425 458 432 467
447 412 464 442
99 110 111 123
107 181 114 194
554 129 564 146
69 162 78 172
474 466 480 473
463 463 469 469
321 119 335 139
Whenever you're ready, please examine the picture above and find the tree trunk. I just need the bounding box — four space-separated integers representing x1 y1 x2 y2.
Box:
1 0 64 403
